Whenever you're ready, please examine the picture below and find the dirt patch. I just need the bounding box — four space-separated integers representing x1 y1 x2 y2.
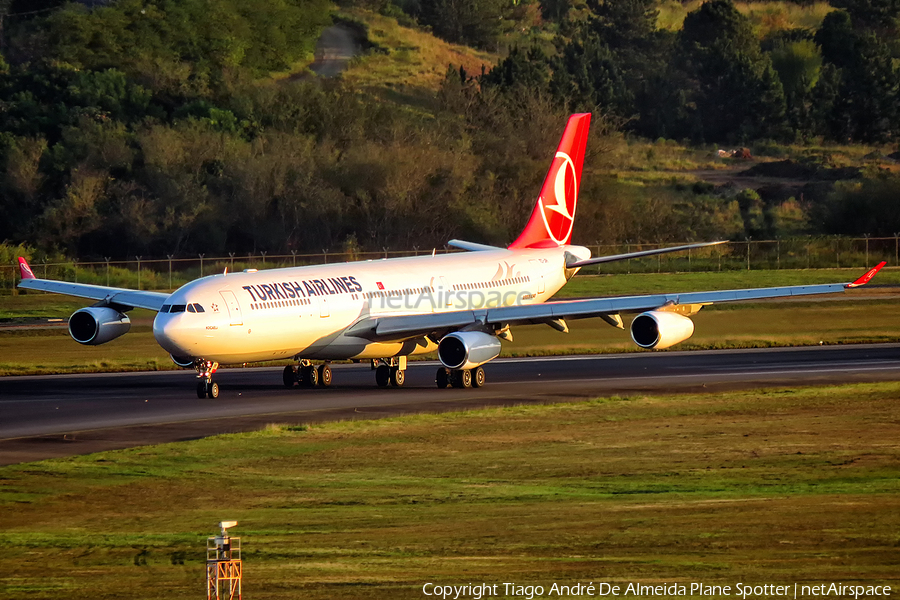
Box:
742 159 862 181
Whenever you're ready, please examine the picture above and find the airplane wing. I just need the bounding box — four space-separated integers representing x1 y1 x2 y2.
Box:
16 258 169 311
348 262 886 342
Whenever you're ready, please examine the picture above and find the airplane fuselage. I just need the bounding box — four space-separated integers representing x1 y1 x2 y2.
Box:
153 245 591 364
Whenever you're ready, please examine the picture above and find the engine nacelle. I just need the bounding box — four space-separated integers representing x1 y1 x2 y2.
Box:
170 354 195 368
438 331 502 370
630 310 694 350
68 307 131 345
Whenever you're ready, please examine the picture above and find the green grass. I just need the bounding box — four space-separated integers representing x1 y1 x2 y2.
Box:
1 383 898 598
657 0 832 34
340 9 497 102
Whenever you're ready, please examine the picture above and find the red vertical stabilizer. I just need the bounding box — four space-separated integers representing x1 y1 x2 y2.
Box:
508 113 591 249
18 257 36 280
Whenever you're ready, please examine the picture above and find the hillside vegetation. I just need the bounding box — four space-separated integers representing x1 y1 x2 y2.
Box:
2 0 900 263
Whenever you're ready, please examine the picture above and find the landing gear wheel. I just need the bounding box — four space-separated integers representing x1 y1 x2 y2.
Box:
390 367 405 387
207 381 220 399
375 365 391 387
196 381 208 398
461 369 472 388
283 365 297 388
318 364 332 387
301 365 319 388
472 366 486 388
435 367 450 389
450 369 472 388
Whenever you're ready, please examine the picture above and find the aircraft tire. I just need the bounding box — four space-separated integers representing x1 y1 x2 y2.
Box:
196 381 207 398
318 364 332 387
283 365 297 388
375 365 391 387
207 382 220 399
390 367 405 387
472 366 485 388
302 365 319 388
435 367 450 388
461 369 472 388
450 369 472 388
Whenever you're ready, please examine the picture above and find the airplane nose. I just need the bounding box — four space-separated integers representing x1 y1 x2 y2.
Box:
153 313 192 356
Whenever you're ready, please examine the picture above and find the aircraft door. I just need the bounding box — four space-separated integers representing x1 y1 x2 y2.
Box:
219 290 243 326
529 260 546 294
319 296 330 318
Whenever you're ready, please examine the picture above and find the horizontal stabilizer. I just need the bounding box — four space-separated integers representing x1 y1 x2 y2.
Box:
448 240 505 252
567 241 728 268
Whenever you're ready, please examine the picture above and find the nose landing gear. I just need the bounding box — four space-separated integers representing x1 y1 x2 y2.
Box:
195 360 220 398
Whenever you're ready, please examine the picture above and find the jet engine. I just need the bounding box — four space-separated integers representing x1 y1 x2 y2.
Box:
630 310 694 350
68 307 131 345
438 331 502 370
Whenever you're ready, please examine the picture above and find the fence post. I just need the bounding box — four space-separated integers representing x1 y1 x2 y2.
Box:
290 250 296 267
261 251 266 266
136 256 142 290
74 258 78 283
105 257 111 286
806 240 810 269
229 252 235 273
746 239 751 271
864 234 870 268
323 249 328 264
167 255 174 289
776 239 780 270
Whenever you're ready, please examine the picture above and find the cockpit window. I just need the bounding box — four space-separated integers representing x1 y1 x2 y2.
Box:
192 303 205 313
170 304 186 313
160 305 170 313
187 304 196 313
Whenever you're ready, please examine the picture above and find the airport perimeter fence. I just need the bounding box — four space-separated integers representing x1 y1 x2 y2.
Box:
2 237 899 295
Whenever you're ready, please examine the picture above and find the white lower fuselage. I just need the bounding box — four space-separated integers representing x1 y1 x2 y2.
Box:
152 246 589 364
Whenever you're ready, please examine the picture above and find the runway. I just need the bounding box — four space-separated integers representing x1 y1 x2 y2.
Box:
2 343 900 464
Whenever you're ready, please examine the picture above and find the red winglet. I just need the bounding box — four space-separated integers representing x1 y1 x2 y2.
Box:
18 257 36 280
846 261 886 288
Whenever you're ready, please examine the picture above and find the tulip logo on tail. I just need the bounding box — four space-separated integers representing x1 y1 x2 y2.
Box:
538 151 578 245
18 258 35 280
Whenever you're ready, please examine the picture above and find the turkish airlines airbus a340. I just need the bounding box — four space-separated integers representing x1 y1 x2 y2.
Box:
17 114 885 398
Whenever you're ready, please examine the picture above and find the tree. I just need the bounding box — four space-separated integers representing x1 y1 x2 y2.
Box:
678 0 787 142
418 0 506 48
813 10 900 142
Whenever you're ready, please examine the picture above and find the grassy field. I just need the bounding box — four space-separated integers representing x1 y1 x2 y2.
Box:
2 269 899 375
1 382 898 598
657 1 832 34
339 9 497 104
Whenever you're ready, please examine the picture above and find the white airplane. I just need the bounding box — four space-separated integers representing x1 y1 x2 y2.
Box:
17 113 885 398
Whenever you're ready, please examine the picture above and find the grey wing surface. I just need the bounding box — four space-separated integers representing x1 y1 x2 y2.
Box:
17 279 169 312
348 278 864 343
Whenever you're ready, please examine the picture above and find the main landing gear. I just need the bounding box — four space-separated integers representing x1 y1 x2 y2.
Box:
373 357 406 388
435 366 486 389
195 360 220 398
283 361 333 389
